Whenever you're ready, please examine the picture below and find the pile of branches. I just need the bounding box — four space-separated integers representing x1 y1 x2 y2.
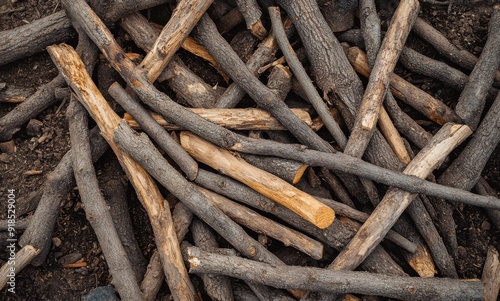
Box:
1 0 500 300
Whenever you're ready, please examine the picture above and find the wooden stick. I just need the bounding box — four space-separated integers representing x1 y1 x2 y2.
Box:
330 123 471 272
195 170 407 276
195 14 334 153
67 97 144 299
234 0 267 39
199 187 324 259
346 46 462 126
47 42 196 301
344 0 419 158
384 91 432 149
63 0 500 209
454 5 500 129
0 245 40 291
139 0 213 83
269 6 347 148
119 12 218 108
482 246 500 301
124 108 313 131
191 219 234 301
241 154 307 184
0 85 36 103
399 46 499 100
180 131 335 229
109 83 198 180
378 107 411 164
141 202 194 301
475 178 500 230
0 75 65 141
412 16 500 83
18 127 109 265
187 247 483 300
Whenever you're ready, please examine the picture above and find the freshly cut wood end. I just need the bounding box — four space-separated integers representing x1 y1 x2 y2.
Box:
250 19 267 39
292 164 308 185
408 245 437 278
315 207 335 229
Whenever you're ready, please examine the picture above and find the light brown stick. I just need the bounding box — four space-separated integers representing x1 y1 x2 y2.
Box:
124 108 312 131
343 0 419 158
482 246 500 301
0 245 40 291
199 187 324 259
180 131 335 229
140 0 214 83
346 46 462 125
47 43 195 301
330 123 471 272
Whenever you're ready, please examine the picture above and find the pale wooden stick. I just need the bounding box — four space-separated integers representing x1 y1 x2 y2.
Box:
180 131 335 229
199 187 324 259
346 46 462 125
378 107 411 164
47 43 196 301
344 0 420 158
482 246 500 301
330 123 471 272
0 245 40 291
124 108 312 131
140 0 214 83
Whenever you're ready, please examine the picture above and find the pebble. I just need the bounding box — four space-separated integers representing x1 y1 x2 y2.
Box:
83 286 120 301
58 251 82 265
26 118 43 136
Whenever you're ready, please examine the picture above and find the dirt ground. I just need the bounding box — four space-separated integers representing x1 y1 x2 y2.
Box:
0 0 499 300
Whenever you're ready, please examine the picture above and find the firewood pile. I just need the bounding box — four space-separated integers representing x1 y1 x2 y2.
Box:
1 0 500 300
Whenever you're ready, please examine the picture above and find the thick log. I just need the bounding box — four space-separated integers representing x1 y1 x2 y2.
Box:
269 7 347 148
187 247 483 301
0 245 40 291
180 131 335 229
67 97 143 299
482 246 500 301
199 187 324 259
276 0 364 113
330 123 470 272
191 219 234 301
454 6 500 129
63 0 500 209
344 0 419 158
47 42 195 301
412 16 500 83
346 46 462 125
